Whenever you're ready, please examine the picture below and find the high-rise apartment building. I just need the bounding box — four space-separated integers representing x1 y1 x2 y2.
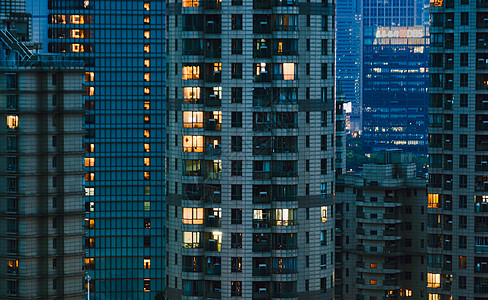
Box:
336 0 361 134
0 14 85 299
165 0 336 298
48 1 166 298
428 0 488 298
362 0 430 155
335 151 427 299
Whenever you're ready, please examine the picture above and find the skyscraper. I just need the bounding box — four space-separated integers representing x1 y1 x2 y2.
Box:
428 0 488 298
165 0 336 298
47 1 166 298
362 0 430 155
0 2 85 297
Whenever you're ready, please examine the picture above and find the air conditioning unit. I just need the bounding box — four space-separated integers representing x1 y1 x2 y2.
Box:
260 21 268 26
261 70 268 75
482 262 488 266
446 260 451 264
445 239 450 243
446 139 451 143
448 220 453 224
209 215 216 219
446 180 451 184
259 191 268 196
483 100 488 104
446 200 451 203
482 161 488 165
209 94 217 100
447 160 452 163
320 264 327 269
214 190 221 195
259 288 267 293
259 264 267 269
207 20 214 26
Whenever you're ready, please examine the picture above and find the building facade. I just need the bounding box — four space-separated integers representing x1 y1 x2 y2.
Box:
48 1 166 299
165 0 336 298
335 151 427 299
0 30 85 298
362 0 430 155
428 0 488 298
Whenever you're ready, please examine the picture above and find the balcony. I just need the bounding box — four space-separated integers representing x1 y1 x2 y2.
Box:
182 265 203 273
253 0 272 8
204 95 221 106
273 243 297 250
254 46 271 58
205 291 221 299
203 0 221 9
253 193 271 203
254 72 271 82
253 171 271 180
272 267 297 274
205 144 221 156
204 20 221 34
205 216 221 228
383 279 398 286
206 264 221 275
253 219 271 229
204 120 221 131
183 290 204 297
253 242 271 252
252 292 271 300
205 240 221 252
271 292 298 298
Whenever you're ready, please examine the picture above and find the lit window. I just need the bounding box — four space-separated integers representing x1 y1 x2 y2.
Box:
144 143 150 152
404 289 412 297
144 101 150 110
144 129 150 138
144 258 151 269
143 279 150 292
182 0 199 7
7 115 18 129
144 2 150 10
84 72 94 81
428 194 439 208
84 258 95 270
182 65 201 80
144 201 151 211
183 207 204 224
144 87 150 94
427 273 441 288
321 206 328 222
7 260 18 274
144 16 150 24
144 30 150 39
183 87 201 102
86 86 94 96
70 15 85 24
144 157 150 166
84 157 95 167
274 209 296 225
71 43 81 52
370 280 377 285
85 173 95 181
84 0 90 8
278 41 283 53
144 45 150 53
183 135 204 152
183 232 201 248
183 111 203 128
144 171 150 180
144 218 151 228
144 115 150 123
85 187 94 196
144 59 150 68
429 294 440 300
283 63 295 80
84 218 95 229
370 263 377 268
144 186 151 195
71 29 83 38
144 73 150 81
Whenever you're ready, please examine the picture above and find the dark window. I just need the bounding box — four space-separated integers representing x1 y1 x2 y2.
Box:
231 112 242 127
231 233 242 248
231 87 242 103
231 257 242 272
459 155 467 168
231 185 242 200
459 175 467 188
231 63 242 79
232 14 242 30
461 53 468 67
461 12 469 25
460 73 468 87
461 32 468 46
231 136 242 151
460 94 468 107
231 160 242 176
460 114 468 127
321 135 327 150
321 63 328 79
232 0 242 5
459 236 467 248
459 195 467 208
231 209 242 224
231 39 242 54
321 39 328 55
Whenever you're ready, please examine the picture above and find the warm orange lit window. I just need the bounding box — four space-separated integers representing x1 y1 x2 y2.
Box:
144 157 150 166
144 45 150 53
143 279 150 292
144 258 151 269
431 0 443 7
7 115 18 129
144 115 150 123
213 63 222 72
144 16 150 24
144 143 150 152
428 194 440 208
84 218 95 229
183 111 203 128
71 43 82 52
183 87 201 101
182 0 199 7
427 273 441 288
144 171 150 180
70 15 85 24
370 280 377 285
84 72 94 81
88 143 95 152
7 259 18 273
71 29 84 38
144 73 150 81
370 263 377 268
85 173 95 181
182 65 201 80
144 2 150 10
86 86 94 96
144 59 150 67
144 101 150 110
321 206 327 222
144 87 150 94
283 63 295 80
278 41 283 53
183 207 204 224
85 157 95 167
144 129 150 138
144 30 150 39
183 135 204 152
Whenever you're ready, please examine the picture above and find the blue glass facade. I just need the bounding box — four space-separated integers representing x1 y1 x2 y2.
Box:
362 0 429 155
47 1 166 299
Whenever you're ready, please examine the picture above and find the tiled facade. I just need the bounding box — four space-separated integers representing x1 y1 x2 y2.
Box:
165 0 336 298
428 0 488 299
0 48 85 298
335 151 427 299
48 1 166 298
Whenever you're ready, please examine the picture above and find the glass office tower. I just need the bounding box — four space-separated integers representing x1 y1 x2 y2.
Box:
362 0 429 155
165 0 336 298
48 1 166 299
428 0 488 298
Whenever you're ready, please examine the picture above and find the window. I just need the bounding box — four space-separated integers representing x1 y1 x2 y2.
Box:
231 233 242 248
231 112 242 127
144 279 150 292
321 63 328 79
459 235 467 248
320 231 327 245
460 94 468 107
459 175 467 188
428 193 440 208
321 206 328 222
231 281 242 296
232 14 242 30
231 63 242 79
232 39 242 54
427 273 441 288
459 256 467 269
461 32 468 46
459 276 466 289
144 218 151 228
459 155 467 168
231 257 242 272
7 115 18 129
231 209 242 224
183 232 200 248
460 53 468 66
182 208 204 224
231 87 242 103
460 134 467 147
231 160 242 176
231 136 242 151
321 39 328 55
321 135 327 150
7 280 18 295
459 195 467 208
460 73 468 87
6 73 17 89
231 185 242 200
